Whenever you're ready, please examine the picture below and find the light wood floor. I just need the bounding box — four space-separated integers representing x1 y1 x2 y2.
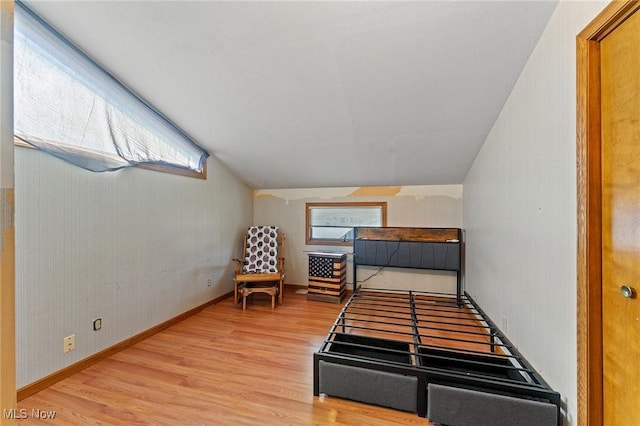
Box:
17 287 431 425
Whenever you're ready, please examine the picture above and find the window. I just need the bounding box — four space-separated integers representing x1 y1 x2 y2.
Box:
306 202 387 246
14 1 209 178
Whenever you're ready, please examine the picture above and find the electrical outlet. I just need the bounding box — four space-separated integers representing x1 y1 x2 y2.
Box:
93 318 102 331
207 279 212 287
63 334 75 353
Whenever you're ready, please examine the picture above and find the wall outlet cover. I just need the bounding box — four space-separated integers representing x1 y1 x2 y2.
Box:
63 334 75 353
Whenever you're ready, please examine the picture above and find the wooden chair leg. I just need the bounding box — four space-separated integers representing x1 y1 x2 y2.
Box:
279 279 283 304
242 290 247 310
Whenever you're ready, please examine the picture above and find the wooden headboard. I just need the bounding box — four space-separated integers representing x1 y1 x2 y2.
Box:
354 227 459 243
353 227 463 303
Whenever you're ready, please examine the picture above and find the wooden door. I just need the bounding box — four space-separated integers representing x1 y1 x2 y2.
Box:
600 9 640 426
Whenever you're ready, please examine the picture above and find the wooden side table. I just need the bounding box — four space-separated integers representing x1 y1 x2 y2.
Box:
307 252 347 303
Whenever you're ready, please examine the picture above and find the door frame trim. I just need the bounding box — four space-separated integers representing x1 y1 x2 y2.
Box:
576 1 640 425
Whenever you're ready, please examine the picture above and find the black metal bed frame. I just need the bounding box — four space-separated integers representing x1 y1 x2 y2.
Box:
313 288 561 425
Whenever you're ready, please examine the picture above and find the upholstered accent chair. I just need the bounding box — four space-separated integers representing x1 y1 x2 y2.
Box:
232 226 285 310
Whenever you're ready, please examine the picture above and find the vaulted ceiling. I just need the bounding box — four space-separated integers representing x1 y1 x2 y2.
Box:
23 1 558 189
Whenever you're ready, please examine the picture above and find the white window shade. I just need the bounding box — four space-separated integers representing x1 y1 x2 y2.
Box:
14 2 209 174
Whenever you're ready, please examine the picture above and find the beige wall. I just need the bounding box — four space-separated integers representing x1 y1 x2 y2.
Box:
254 185 462 292
463 2 607 424
16 148 253 388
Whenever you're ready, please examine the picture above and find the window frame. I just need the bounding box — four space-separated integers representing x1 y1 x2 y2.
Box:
305 201 387 246
14 136 207 179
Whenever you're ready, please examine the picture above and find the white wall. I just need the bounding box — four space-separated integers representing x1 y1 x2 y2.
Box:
254 185 462 293
15 148 253 388
462 2 606 425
